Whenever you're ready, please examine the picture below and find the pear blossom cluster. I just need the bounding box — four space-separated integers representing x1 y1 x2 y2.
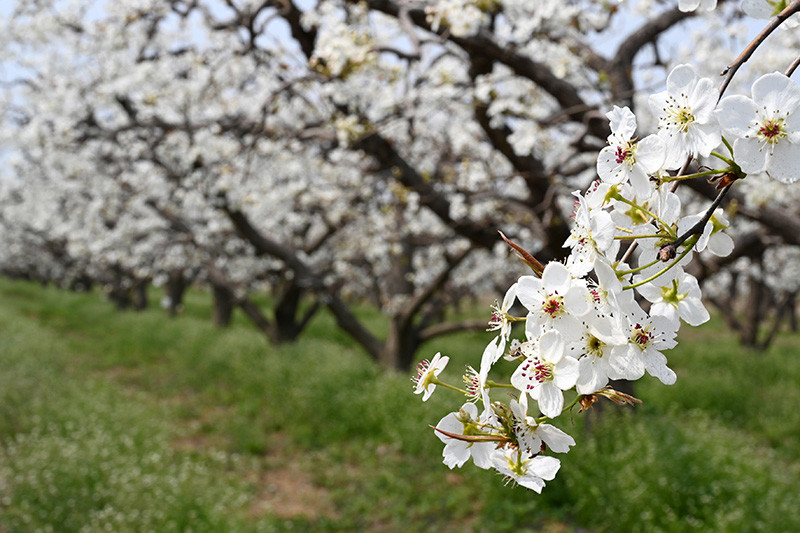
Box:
414 63 800 491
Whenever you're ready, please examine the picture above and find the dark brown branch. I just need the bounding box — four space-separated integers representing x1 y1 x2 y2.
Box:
400 245 473 327
466 57 570 261
207 265 277 337
684 178 800 247
296 300 322 335
707 294 742 331
759 291 796 350
352 0 604 135
276 0 317 60
219 197 384 359
353 132 500 249
659 183 733 260
607 7 694 106
144 199 193 235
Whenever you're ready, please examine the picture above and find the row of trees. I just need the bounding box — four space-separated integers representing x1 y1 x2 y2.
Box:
1 0 799 369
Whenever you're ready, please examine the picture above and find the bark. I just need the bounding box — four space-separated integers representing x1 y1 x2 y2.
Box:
759 292 795 350
353 132 501 249
107 285 131 310
212 281 235 327
379 316 420 371
131 278 149 311
273 281 321 342
741 270 764 347
164 270 189 317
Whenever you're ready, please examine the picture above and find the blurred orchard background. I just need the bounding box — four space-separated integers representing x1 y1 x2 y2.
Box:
1 0 800 531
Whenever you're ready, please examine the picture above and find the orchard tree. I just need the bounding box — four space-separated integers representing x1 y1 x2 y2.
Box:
0 0 518 369
2 0 800 373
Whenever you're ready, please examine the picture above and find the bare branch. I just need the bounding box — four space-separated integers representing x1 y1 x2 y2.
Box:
720 0 800 95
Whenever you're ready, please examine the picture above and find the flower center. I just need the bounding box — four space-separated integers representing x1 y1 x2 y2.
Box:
631 323 653 348
663 96 696 133
589 287 602 304
462 366 481 401
660 279 687 307
506 450 530 479
488 309 501 329
412 359 433 387
542 294 564 317
672 108 695 132
587 335 605 357
615 145 629 164
758 118 786 143
532 360 554 383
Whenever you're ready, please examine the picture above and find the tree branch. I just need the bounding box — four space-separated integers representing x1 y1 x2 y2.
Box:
352 0 606 137
219 196 384 359
353 131 501 249
607 7 694 107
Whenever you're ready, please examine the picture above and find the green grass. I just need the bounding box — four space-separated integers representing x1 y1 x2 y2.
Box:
1 279 799 532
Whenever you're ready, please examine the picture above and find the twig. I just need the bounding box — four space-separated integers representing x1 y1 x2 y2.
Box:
658 183 733 260
719 0 800 95
785 54 800 77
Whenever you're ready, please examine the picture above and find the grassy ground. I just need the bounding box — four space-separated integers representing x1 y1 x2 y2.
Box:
0 278 799 532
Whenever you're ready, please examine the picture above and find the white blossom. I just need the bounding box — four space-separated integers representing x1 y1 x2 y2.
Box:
649 64 721 169
716 72 800 184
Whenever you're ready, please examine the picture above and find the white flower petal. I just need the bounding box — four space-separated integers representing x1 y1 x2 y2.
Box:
643 350 677 385
530 455 561 481
536 383 564 418
707 232 734 257
542 262 572 294
576 357 607 394
733 137 770 174
564 286 591 317
666 64 697 93
516 276 544 312
752 72 800 113
691 77 720 121
716 95 757 138
742 0 778 17
636 134 667 174
766 140 800 183
539 330 565 364
690 122 722 158
553 356 579 390
678 298 710 326
606 105 637 140
536 424 576 453
608 346 646 380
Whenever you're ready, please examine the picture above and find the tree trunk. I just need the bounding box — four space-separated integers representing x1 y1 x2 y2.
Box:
741 271 764 347
212 282 235 327
164 271 188 317
274 282 304 341
108 285 131 310
131 278 149 311
379 317 420 371
106 268 131 310
69 274 93 292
